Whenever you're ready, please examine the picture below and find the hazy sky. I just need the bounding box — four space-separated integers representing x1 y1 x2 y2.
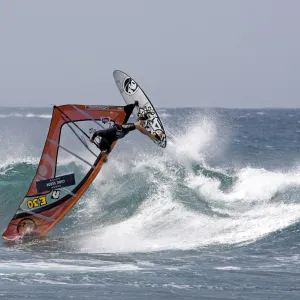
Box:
0 0 300 108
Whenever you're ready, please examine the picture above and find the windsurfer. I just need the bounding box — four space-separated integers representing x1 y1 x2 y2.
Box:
89 101 163 154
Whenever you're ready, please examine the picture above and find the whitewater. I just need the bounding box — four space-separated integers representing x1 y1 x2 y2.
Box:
1 107 300 299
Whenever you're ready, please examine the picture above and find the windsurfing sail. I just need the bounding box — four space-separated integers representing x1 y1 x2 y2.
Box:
113 70 167 148
2 104 133 241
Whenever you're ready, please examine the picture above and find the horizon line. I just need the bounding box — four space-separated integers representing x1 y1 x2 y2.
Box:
1 105 300 110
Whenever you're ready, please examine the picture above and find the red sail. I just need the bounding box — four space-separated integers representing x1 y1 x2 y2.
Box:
2 104 131 241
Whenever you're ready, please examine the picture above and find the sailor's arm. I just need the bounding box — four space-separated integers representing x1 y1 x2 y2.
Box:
124 101 139 115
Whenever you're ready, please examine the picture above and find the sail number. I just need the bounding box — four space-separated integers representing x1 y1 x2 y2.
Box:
27 196 47 209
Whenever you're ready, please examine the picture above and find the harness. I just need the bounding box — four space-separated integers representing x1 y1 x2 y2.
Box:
114 124 126 139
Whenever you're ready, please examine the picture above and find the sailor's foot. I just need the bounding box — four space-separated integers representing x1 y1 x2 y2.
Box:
153 131 164 141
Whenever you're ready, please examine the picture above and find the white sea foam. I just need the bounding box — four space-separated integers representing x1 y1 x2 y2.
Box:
215 266 241 270
81 177 300 253
2 108 300 255
78 113 300 253
25 113 51 119
0 261 139 272
0 113 51 118
159 112 171 118
0 156 39 171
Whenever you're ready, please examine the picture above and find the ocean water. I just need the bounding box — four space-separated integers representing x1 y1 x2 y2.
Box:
0 106 300 299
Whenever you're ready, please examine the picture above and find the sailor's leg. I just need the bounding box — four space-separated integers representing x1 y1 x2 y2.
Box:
136 119 144 127
124 103 137 115
135 123 162 141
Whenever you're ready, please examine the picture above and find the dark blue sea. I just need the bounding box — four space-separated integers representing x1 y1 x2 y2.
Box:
1 107 300 299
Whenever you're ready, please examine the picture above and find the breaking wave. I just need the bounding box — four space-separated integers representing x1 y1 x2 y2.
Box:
1 111 300 254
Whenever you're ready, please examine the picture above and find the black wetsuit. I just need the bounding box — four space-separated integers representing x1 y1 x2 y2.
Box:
92 123 136 152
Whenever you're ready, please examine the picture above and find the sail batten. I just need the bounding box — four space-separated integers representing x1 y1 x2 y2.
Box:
47 138 95 168
56 105 99 151
72 105 105 129
18 208 56 222
68 122 98 158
